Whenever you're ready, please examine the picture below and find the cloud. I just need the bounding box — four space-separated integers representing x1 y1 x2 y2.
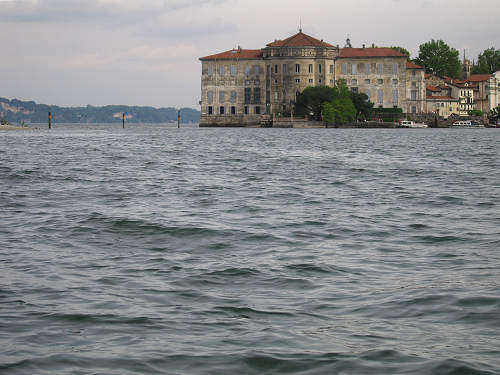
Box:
0 0 229 23
62 43 198 69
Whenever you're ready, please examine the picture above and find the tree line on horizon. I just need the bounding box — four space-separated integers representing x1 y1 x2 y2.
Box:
0 97 201 124
391 41 499 79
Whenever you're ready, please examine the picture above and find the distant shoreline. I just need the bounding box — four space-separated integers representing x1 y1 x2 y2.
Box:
0 124 31 130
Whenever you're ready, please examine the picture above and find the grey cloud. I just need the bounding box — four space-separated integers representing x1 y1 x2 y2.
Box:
0 0 229 23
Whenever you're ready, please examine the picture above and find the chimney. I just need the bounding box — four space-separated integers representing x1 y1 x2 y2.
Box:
362 44 365 49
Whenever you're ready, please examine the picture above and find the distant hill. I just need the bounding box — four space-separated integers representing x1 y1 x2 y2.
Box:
0 97 200 124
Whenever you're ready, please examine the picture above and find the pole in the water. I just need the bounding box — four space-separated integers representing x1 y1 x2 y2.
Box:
122 113 125 128
177 110 180 128
48 111 52 129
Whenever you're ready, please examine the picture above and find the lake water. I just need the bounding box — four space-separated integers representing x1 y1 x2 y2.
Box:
1 124 500 374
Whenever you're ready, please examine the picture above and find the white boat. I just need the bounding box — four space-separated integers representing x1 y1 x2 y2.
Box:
399 120 428 128
449 120 484 128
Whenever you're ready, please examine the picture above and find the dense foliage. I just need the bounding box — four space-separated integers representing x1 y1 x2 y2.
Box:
350 92 373 121
295 86 336 120
322 80 356 124
471 48 500 74
0 97 200 124
414 39 462 79
487 106 500 123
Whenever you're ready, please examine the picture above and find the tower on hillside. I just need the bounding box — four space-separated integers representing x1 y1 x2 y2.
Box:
463 50 471 79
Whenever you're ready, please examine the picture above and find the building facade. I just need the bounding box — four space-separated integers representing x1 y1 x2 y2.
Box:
200 31 423 126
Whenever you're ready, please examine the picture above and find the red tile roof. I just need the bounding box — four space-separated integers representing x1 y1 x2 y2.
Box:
266 31 334 48
200 49 263 60
407 62 424 69
426 96 456 100
469 74 491 82
426 85 441 92
339 48 407 58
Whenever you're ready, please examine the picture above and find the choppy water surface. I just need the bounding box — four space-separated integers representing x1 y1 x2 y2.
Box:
1 124 500 375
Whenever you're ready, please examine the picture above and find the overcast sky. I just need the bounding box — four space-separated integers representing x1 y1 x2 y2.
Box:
1 0 499 109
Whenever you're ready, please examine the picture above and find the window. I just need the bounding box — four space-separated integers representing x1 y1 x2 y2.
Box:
207 65 213 76
352 79 357 85
255 106 261 114
330 79 334 84
371 63 376 74
266 91 270 103
245 66 250 75
341 63 347 74
274 79 278 84
411 90 417 100
220 106 225 115
207 91 213 104
255 80 260 86
274 64 278 74
296 78 300 83
245 80 250 85
393 63 398 74
411 106 417 113
392 89 398 105
309 79 313 83
352 87 358 93
358 63 364 74
231 91 236 104
231 106 236 114
393 79 398 85
219 91 225 103
254 66 260 75
254 88 261 103
319 64 322 73
377 89 383 104
219 66 225 75
377 64 382 75
412 70 416 76
365 79 370 84
283 105 287 111
411 82 417 87
283 64 287 73
274 92 278 100
207 106 213 115
244 106 248 114
244 88 251 104
330 64 334 74
295 64 300 73
352 63 357 75
378 79 383 84
231 65 236 76
319 79 322 83
309 64 313 73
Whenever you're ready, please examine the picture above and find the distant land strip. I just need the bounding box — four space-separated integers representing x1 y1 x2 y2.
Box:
0 97 200 124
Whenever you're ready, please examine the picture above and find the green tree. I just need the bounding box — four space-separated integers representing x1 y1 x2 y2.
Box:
472 48 500 74
414 39 462 78
391 46 411 61
488 106 500 124
295 86 335 120
469 109 483 117
351 92 373 121
323 80 356 124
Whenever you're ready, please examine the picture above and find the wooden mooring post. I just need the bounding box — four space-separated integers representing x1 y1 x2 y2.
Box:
177 110 180 128
48 111 52 129
122 113 125 128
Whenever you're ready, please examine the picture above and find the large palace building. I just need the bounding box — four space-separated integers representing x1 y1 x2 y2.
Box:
199 30 426 126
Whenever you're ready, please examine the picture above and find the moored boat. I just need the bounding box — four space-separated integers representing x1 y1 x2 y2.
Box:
398 120 428 128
